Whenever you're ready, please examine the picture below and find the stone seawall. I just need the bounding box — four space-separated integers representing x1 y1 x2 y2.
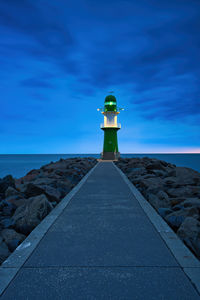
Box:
0 157 97 265
115 157 200 260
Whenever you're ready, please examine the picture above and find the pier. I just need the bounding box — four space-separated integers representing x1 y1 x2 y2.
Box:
0 162 200 299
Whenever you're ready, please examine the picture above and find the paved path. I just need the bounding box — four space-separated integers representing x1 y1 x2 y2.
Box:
1 162 200 299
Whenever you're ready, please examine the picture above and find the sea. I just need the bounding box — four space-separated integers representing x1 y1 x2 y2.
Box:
0 154 200 179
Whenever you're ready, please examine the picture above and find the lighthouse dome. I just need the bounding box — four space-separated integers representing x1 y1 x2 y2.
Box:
104 95 117 112
104 95 117 103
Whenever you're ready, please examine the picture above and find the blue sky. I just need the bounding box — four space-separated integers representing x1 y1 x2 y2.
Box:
0 0 200 153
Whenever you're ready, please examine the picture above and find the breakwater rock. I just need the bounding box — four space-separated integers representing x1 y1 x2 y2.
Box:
0 157 97 264
115 157 200 260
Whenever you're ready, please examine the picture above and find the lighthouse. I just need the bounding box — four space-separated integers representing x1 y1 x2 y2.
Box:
98 94 123 160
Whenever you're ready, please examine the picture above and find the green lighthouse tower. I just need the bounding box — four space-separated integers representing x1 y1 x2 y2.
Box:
98 94 123 160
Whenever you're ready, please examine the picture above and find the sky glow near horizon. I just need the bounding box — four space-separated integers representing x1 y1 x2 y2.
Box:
0 0 200 154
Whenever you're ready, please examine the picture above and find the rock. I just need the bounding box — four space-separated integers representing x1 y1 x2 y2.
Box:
66 172 82 185
170 206 199 218
167 186 200 198
157 190 169 201
2 204 16 216
0 240 11 264
0 217 15 229
6 196 27 208
15 170 40 186
0 175 16 198
142 174 156 179
165 207 199 230
177 217 200 239
7 239 20 252
148 193 170 209
0 199 17 216
12 194 53 234
32 177 57 186
146 161 166 171
129 175 144 185
158 207 173 218
24 183 45 198
51 201 57 207
169 197 186 206
151 170 167 177
24 183 61 203
5 186 20 198
182 198 200 208
42 185 61 203
138 177 164 194
128 167 147 176
177 217 200 258
175 167 200 185
54 180 73 197
42 160 71 172
26 169 41 176
167 169 176 177
172 204 185 211
0 199 7 210
54 170 65 176
163 177 179 186
165 215 185 230
1 228 26 252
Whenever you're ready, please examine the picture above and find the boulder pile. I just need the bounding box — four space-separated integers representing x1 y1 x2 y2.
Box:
0 157 97 265
115 157 200 260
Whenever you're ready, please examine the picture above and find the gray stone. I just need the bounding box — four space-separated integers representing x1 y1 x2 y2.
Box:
0 175 16 198
177 217 200 240
12 194 53 234
167 207 199 220
177 217 200 258
128 167 147 176
139 177 164 193
148 193 170 209
151 169 167 177
146 161 166 171
5 187 20 198
157 190 169 201
163 176 179 186
32 177 57 186
165 215 185 229
167 186 200 198
0 217 15 229
1 204 16 216
7 239 21 252
167 169 176 177
175 167 200 185
182 198 200 208
165 206 200 230
1 228 26 245
169 197 186 207
24 183 45 198
0 240 11 264
6 196 27 208
24 183 61 203
158 208 173 218
41 185 61 203
172 204 185 211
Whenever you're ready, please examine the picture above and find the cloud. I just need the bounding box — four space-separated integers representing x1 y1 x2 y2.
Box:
20 77 55 89
0 0 76 75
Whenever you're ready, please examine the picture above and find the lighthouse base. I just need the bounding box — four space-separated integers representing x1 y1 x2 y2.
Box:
101 151 120 160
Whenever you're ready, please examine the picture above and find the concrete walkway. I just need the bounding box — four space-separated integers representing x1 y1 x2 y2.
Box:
1 162 200 299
